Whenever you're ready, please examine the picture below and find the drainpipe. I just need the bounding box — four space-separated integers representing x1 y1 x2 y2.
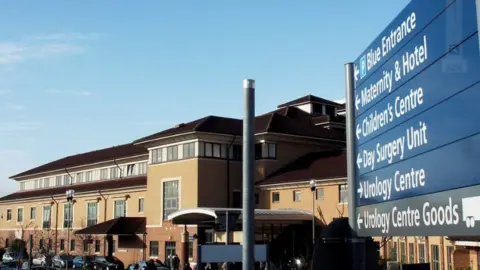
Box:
113 159 123 179
51 196 59 254
99 191 108 256
226 136 236 207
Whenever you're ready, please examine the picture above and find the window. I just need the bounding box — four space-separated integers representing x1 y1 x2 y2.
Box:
83 240 89 252
163 180 179 220
126 164 135 176
189 240 194 258
87 202 98 226
95 240 101 253
293 191 301 202
213 143 221 158
339 184 348 203
76 172 84 183
110 167 119 179
408 243 415 263
56 176 62 186
447 246 454 270
138 198 145 213
400 242 406 263
316 188 324 200
63 175 71 186
114 200 126 218
85 171 92 182
267 143 276 158
20 182 25 191
167 145 179 161
254 143 262 159
204 142 221 158
431 245 440 270
418 244 426 263
43 206 51 229
231 145 242 160
150 241 159 257
390 242 397 261
272 192 280 203
152 149 162 163
43 178 49 188
35 179 40 189
183 142 195 159
100 168 108 179
17 208 23 223
70 240 75 252
139 162 147 175
165 241 176 261
64 204 73 228
60 239 65 251
30 207 36 220
6 209 12 221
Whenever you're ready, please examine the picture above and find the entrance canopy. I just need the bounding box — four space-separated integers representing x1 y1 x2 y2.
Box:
167 208 312 225
75 217 146 235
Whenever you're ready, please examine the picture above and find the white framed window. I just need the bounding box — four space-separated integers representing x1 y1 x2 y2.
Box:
56 176 62 186
272 192 280 203
19 182 25 191
293 190 301 202
126 164 136 176
43 178 50 188
163 180 179 220
6 209 12 221
76 172 84 183
63 204 73 228
111 167 119 179
85 171 92 182
30 207 36 220
87 202 98 226
17 208 23 223
167 146 179 161
316 188 324 200
339 184 348 203
42 206 51 229
183 143 195 159
139 162 147 175
138 198 145 213
114 200 126 218
267 143 276 158
63 175 71 186
100 168 108 180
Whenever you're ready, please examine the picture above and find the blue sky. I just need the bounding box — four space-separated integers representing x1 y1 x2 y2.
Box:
0 0 409 195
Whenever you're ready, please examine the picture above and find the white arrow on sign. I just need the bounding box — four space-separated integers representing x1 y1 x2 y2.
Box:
357 213 363 229
357 183 363 198
354 65 360 81
355 94 361 110
356 124 361 140
356 153 362 169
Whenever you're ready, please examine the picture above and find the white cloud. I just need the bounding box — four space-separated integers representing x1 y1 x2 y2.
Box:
28 32 102 41
6 103 25 111
0 32 99 65
45 89 92 96
0 122 40 131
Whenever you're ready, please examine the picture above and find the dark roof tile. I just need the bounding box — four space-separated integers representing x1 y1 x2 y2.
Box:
11 144 147 179
257 150 347 186
0 176 146 201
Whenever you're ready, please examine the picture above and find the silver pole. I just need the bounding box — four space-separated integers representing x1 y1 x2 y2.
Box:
345 63 365 270
345 63 356 231
312 192 315 246
242 79 255 270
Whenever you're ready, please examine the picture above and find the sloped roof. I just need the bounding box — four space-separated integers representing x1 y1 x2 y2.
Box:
257 149 347 186
0 176 147 202
11 144 148 179
75 217 146 235
277 95 343 108
134 107 345 144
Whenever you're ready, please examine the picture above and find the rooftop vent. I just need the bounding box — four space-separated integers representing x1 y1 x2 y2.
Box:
174 123 185 128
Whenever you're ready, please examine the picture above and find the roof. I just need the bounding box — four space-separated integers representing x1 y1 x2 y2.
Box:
277 95 343 108
312 115 346 125
168 207 313 225
257 149 347 186
0 176 147 202
447 236 480 242
75 217 146 235
11 143 148 179
134 107 345 144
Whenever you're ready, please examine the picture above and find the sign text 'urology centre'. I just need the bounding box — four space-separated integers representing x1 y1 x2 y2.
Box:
356 185 480 236
360 12 417 78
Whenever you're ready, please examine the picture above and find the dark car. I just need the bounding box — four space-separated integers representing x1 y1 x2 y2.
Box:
93 256 124 270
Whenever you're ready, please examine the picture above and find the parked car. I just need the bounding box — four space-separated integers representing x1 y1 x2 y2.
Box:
92 256 123 270
32 254 46 266
2 252 28 263
52 254 74 268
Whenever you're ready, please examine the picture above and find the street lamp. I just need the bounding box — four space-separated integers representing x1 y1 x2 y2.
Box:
309 180 316 246
65 189 75 270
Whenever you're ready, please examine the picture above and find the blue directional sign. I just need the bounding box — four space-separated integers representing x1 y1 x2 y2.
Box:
349 0 480 236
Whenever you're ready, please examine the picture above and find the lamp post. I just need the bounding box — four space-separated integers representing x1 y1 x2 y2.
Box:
65 189 75 270
309 180 316 246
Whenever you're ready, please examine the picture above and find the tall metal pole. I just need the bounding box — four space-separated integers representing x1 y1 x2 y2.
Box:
345 63 365 270
476 0 480 51
242 79 255 270
345 63 356 232
312 192 315 245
